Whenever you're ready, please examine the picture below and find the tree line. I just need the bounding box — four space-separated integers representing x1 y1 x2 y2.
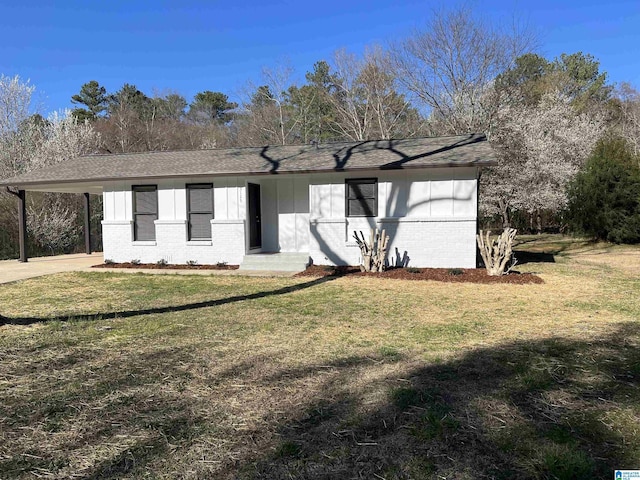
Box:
1 5 639 258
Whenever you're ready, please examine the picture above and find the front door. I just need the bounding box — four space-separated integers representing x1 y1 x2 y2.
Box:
248 183 262 249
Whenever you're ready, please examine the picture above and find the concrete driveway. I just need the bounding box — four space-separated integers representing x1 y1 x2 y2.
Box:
0 253 104 284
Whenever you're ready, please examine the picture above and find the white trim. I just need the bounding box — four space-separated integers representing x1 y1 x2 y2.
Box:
211 219 244 224
310 218 347 224
132 241 157 246
101 220 133 226
376 217 476 223
154 219 187 225
186 240 212 246
310 216 476 225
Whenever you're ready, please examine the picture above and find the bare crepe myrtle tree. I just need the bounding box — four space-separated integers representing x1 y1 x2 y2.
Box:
353 228 390 272
477 228 517 276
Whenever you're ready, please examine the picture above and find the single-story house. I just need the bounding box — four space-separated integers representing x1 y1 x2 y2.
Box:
1 134 496 271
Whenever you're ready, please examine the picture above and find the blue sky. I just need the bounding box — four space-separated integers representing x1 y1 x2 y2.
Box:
1 0 639 113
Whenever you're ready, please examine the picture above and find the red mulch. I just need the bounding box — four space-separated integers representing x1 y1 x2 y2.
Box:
92 262 239 270
295 265 543 284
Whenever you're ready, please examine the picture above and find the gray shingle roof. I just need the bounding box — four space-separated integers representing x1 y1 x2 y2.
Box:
1 134 495 188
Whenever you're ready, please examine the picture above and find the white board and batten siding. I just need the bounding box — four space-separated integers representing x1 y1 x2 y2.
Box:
102 177 247 265
101 167 479 268
101 175 311 265
309 167 478 268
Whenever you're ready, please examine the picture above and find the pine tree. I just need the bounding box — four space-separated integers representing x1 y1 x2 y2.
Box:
567 137 640 243
71 80 108 121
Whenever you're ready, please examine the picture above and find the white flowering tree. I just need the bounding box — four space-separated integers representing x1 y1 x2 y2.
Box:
0 74 100 255
26 112 100 253
482 91 604 230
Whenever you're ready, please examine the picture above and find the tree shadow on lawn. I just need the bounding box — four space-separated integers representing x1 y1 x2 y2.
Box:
3 322 639 479
229 322 640 480
0 345 210 479
0 276 335 326
514 236 609 259
513 250 556 265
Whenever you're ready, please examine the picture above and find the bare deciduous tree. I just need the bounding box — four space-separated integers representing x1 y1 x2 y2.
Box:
616 82 640 158
328 49 373 141
391 5 536 134
236 64 300 146
327 48 421 141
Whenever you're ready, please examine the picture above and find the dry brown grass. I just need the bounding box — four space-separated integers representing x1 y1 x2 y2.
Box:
0 236 639 479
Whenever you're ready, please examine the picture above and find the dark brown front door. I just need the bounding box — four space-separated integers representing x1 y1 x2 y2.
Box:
248 183 262 249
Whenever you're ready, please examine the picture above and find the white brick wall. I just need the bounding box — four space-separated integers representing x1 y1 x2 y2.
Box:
308 168 479 268
309 217 477 268
102 219 245 265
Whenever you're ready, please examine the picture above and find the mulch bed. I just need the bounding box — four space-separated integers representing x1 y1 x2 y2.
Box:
296 265 543 284
93 262 239 270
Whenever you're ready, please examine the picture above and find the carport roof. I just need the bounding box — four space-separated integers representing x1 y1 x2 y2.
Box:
0 134 495 189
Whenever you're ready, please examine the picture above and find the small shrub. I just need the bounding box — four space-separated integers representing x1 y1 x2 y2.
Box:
406 267 421 274
448 268 463 276
104 259 115 265
216 261 227 267
186 260 198 266
130 259 141 265
157 259 168 266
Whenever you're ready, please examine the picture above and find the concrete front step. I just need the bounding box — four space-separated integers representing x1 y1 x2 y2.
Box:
239 252 310 272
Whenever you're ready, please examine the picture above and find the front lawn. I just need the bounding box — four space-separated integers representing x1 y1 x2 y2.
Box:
0 236 639 479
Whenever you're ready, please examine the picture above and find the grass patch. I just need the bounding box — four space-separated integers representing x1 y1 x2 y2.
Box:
0 236 639 478
274 440 303 458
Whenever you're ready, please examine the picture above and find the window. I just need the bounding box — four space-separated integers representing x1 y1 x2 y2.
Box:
133 185 158 241
346 178 377 217
187 183 213 240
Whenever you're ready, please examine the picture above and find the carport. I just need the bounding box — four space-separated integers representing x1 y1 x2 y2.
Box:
4 181 103 262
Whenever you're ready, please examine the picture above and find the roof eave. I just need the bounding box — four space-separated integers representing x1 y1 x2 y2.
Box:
0 160 497 189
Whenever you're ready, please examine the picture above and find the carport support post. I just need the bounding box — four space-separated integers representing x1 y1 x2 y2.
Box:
83 192 92 254
18 189 27 262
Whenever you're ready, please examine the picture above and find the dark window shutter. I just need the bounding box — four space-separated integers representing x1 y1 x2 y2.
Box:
189 213 213 240
348 198 374 216
187 184 213 240
135 215 156 241
189 186 212 212
346 179 377 217
134 188 157 214
133 185 158 241
348 182 375 199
